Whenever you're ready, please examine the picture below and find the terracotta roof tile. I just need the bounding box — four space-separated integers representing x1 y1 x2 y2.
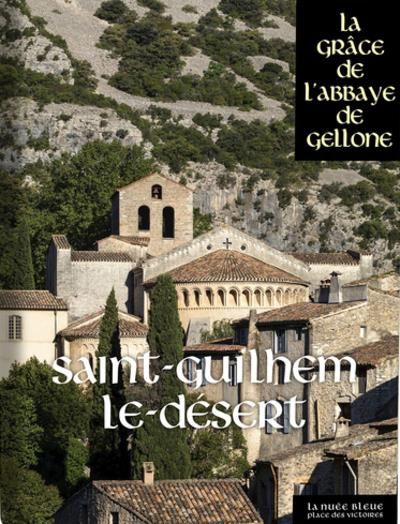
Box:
184 344 245 353
254 301 366 324
93 479 262 523
0 290 67 310
325 434 397 460
59 311 148 340
52 234 71 249
323 335 399 368
71 251 134 262
148 250 307 285
99 235 150 247
289 251 361 265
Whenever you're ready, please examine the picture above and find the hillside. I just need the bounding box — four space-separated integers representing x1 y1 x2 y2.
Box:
1 0 400 284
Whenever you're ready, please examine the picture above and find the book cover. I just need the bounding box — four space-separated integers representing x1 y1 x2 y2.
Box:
0 1 398 523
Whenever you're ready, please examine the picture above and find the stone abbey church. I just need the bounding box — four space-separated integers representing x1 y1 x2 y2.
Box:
46 173 373 334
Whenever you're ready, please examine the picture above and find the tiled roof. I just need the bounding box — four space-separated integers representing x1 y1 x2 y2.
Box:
52 234 71 249
289 251 361 265
324 433 397 460
323 335 399 368
0 290 67 310
94 479 262 524
184 344 245 353
99 235 150 247
369 418 398 429
116 172 194 193
254 301 365 324
71 251 134 262
59 311 148 340
148 250 307 285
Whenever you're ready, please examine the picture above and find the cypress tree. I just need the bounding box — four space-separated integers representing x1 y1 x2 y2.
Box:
89 288 129 479
131 274 191 480
9 216 35 289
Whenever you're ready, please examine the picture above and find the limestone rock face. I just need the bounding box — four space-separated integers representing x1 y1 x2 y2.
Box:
0 98 143 170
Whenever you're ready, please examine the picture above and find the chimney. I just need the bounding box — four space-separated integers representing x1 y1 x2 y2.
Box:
335 417 350 438
143 462 155 485
328 272 342 304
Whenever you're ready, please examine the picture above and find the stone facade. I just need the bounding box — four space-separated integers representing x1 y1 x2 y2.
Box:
112 173 194 257
252 420 397 524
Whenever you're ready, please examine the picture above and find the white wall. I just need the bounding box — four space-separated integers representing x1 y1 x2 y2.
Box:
0 309 68 378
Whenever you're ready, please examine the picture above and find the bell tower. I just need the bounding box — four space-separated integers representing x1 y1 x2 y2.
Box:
112 173 193 257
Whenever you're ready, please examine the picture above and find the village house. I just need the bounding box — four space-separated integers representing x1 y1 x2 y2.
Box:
0 290 68 378
251 418 397 524
309 335 398 440
55 463 262 524
57 309 148 376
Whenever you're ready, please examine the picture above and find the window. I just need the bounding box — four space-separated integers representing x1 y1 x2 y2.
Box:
295 328 303 341
8 315 22 340
151 184 162 199
294 483 318 496
236 326 249 346
194 289 201 307
196 357 207 386
275 361 286 385
360 325 367 338
138 205 150 230
265 400 290 434
162 207 175 238
338 401 351 420
274 329 287 353
110 512 119 524
229 359 237 386
356 368 367 394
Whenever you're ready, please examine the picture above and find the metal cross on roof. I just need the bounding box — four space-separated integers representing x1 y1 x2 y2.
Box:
223 238 232 249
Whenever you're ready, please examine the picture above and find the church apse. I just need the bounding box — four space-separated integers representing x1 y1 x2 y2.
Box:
113 173 193 257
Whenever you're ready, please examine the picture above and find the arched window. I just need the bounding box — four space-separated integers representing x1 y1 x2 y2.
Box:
205 289 214 306
138 205 150 230
284 289 291 305
254 289 263 307
265 289 273 306
217 289 226 306
8 315 22 340
151 184 162 199
228 289 238 307
276 289 283 306
242 289 251 307
194 289 201 307
163 207 175 238
182 289 190 307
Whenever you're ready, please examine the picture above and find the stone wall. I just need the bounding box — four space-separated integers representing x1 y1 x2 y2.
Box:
357 444 397 495
142 225 310 284
55 484 145 524
115 174 193 257
311 289 400 358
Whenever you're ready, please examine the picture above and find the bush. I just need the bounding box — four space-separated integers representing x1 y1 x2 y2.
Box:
95 0 129 23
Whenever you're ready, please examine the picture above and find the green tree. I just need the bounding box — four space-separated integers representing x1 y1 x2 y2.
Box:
4 358 90 496
0 455 61 524
89 288 130 479
131 275 191 479
8 215 35 289
189 399 249 478
0 387 42 468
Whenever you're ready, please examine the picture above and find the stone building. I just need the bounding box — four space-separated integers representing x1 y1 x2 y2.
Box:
46 173 374 332
0 290 68 378
230 274 399 462
58 309 149 375
309 335 398 441
55 464 262 524
252 418 397 524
